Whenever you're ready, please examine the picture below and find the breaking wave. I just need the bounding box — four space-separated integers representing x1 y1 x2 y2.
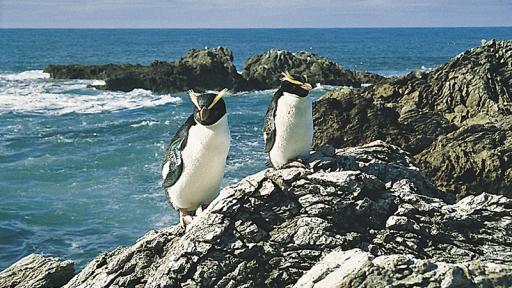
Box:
0 71 182 115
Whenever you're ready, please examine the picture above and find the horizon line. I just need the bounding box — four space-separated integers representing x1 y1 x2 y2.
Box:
1 25 512 30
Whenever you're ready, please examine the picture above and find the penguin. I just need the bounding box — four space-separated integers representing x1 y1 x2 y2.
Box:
162 89 230 227
263 72 313 168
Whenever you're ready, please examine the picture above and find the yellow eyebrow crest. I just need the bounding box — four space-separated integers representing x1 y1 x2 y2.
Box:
188 90 200 109
208 88 228 109
281 71 304 86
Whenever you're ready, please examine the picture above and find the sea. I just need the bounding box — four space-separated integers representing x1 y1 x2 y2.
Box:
1 27 511 270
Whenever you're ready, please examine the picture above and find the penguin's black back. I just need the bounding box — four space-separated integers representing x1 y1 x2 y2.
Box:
162 115 196 189
263 88 284 154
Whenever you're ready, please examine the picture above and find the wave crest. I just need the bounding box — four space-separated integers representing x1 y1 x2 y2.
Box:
0 72 182 115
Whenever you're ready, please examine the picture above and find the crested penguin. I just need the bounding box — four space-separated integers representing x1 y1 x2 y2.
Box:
263 72 313 168
162 89 230 227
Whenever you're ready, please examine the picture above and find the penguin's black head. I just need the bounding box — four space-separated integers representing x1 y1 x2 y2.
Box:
280 71 313 97
188 89 228 126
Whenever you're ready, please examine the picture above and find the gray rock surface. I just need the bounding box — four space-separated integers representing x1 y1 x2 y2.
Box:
295 249 512 288
313 40 512 199
0 254 74 288
32 141 509 288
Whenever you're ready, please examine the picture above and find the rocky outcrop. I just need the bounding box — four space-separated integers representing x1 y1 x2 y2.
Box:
312 88 457 155
45 47 248 93
417 120 512 199
313 40 512 199
44 64 145 81
2 142 506 287
0 254 74 288
45 48 384 92
242 49 379 89
295 249 512 288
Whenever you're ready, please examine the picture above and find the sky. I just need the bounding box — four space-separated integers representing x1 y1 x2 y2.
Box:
1 0 511 28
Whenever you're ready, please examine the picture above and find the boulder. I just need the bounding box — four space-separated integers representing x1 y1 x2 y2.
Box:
10 141 504 288
295 249 512 288
0 254 74 288
242 49 382 89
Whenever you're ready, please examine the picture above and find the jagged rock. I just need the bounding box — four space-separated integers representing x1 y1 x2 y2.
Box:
44 64 146 81
33 141 508 288
313 40 512 199
394 39 512 126
352 71 386 85
295 249 512 288
45 47 248 93
0 254 74 288
312 89 457 155
242 49 382 89
417 120 512 199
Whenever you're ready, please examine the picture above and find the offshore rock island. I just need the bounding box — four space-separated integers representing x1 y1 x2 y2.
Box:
44 47 384 93
2 40 512 287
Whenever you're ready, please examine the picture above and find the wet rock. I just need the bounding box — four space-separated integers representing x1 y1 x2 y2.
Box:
295 249 512 288
242 49 383 89
28 141 508 288
0 254 74 288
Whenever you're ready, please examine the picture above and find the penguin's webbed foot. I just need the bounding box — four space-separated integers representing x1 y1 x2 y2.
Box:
283 156 310 169
179 208 195 228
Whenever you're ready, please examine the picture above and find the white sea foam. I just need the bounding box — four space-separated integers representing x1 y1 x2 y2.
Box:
0 72 182 115
313 83 343 91
2 70 50 80
130 120 159 127
91 80 106 86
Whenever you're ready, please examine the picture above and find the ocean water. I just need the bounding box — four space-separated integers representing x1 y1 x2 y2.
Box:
1 28 512 270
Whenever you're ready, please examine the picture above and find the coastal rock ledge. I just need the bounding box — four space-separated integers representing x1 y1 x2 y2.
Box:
2 141 511 287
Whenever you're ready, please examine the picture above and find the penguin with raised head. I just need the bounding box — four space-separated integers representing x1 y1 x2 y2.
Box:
263 72 313 168
162 89 230 227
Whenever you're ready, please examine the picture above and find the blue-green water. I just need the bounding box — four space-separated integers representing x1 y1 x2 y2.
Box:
1 28 511 270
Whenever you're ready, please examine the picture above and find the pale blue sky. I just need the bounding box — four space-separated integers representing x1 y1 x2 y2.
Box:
1 0 511 28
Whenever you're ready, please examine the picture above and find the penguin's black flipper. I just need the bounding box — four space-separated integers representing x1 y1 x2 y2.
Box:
263 89 283 154
162 114 196 189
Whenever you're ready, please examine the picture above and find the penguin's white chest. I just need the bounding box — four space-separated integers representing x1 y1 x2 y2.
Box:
270 92 313 168
165 115 230 211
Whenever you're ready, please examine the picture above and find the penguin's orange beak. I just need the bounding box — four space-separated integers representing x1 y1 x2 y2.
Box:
199 107 209 121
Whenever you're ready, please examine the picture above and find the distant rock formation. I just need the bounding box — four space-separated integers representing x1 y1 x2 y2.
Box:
46 47 248 93
3 142 510 287
242 49 383 89
44 48 384 92
313 40 512 200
